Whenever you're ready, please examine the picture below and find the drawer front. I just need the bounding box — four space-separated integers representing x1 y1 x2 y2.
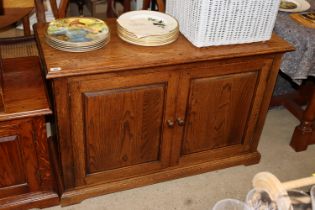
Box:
68 71 178 186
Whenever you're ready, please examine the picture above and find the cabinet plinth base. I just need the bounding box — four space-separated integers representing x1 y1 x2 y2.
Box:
0 191 59 210
60 151 261 206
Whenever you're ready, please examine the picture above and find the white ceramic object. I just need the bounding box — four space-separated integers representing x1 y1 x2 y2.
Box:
117 10 179 46
117 10 178 38
279 0 311 12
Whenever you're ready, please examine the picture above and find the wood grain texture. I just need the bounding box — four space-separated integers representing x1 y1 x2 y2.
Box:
36 19 293 205
84 85 164 173
249 54 285 151
290 14 315 29
68 71 178 186
0 191 59 210
19 119 41 191
0 7 33 29
291 87 315 151
0 56 58 208
0 57 51 121
0 134 25 188
0 120 40 198
51 78 75 189
0 119 58 209
169 59 272 166
182 72 257 155
33 117 54 191
34 19 294 79
0 52 4 112
61 151 261 206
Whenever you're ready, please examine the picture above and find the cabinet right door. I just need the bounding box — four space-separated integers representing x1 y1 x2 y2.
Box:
172 59 273 165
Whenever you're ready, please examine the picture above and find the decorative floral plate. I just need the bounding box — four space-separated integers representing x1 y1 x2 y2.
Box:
46 17 109 45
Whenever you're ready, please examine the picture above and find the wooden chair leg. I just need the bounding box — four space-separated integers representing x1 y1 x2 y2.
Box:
156 0 165 12
22 15 31 36
142 0 151 10
0 2 4 15
290 88 315 151
123 0 131 13
107 0 115 17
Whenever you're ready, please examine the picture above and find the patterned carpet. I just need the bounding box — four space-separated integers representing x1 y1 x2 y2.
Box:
0 27 38 58
0 40 38 58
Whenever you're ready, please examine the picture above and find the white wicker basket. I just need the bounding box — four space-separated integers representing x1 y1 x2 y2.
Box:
166 0 280 47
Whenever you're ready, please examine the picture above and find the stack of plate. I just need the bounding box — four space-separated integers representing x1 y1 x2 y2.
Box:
117 10 179 46
46 17 110 52
279 0 310 13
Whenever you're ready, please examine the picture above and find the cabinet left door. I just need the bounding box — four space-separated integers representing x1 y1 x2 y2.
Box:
0 119 40 198
68 70 178 187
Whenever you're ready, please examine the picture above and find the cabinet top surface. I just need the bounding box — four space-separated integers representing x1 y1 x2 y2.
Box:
0 57 51 121
35 19 294 79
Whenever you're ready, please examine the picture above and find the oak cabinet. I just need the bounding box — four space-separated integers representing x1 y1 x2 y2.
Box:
67 58 272 187
34 19 293 205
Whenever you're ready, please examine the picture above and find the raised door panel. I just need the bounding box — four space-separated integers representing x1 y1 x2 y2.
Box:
69 71 178 186
0 120 40 198
84 85 165 173
172 59 272 165
182 72 257 154
0 135 27 197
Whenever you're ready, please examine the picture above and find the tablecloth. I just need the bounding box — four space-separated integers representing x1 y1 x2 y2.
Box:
274 0 315 84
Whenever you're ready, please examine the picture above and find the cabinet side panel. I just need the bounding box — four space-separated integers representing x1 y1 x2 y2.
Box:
84 85 165 174
182 71 258 155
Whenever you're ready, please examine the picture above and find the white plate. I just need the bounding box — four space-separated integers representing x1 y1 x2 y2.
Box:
279 0 310 12
118 33 178 47
117 10 178 38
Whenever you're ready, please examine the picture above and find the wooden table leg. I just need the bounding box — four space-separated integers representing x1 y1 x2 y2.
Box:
22 15 31 36
106 0 115 17
291 88 315 151
0 52 4 113
123 0 130 12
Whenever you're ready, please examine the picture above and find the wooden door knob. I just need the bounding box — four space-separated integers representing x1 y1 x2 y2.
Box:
167 120 174 128
176 118 185 126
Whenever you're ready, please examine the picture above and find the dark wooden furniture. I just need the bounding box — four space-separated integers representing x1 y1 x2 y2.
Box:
291 86 315 151
270 2 315 152
0 0 69 44
271 82 315 151
88 0 164 18
0 1 70 208
35 19 293 206
33 0 68 28
0 0 34 35
0 56 58 209
142 0 165 11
